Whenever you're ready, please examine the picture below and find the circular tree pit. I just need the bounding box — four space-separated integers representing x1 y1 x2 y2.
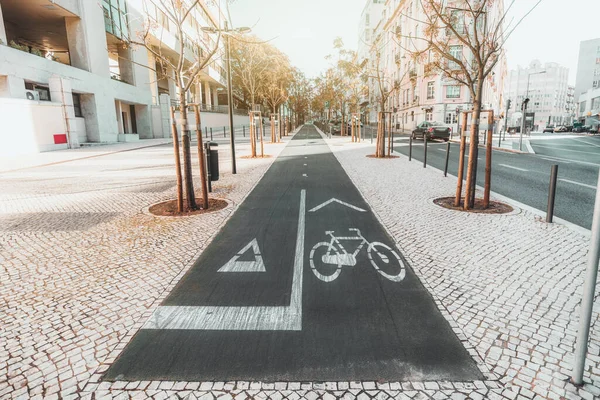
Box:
149 198 228 217
434 197 513 214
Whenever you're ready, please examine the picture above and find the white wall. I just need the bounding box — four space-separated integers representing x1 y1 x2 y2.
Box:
0 45 152 143
0 98 68 156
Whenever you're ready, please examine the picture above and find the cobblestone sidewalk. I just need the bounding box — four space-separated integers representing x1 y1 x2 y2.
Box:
1 128 599 399
0 135 293 400
319 133 600 400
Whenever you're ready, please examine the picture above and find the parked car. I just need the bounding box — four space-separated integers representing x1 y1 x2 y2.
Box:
574 125 592 133
412 121 451 141
589 125 600 134
554 125 568 133
328 120 341 134
543 125 555 133
346 121 364 131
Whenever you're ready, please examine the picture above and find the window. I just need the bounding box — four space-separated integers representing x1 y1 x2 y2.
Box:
72 93 83 117
449 45 462 70
446 85 460 98
426 111 433 121
451 10 465 33
445 112 457 124
427 82 435 99
366 13 370 25
103 0 129 39
580 101 586 113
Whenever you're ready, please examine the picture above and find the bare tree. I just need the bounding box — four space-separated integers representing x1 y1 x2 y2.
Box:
365 47 402 157
405 0 541 209
230 35 273 156
132 0 222 211
262 49 292 142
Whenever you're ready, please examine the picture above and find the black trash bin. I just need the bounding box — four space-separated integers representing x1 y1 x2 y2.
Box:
207 142 219 181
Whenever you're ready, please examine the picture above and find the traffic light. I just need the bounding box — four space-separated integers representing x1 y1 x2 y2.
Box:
521 98 530 111
506 99 512 109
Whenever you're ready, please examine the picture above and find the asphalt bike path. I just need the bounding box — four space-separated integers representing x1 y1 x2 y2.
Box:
104 125 482 382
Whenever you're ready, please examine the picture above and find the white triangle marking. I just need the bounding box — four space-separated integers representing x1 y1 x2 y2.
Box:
308 198 366 213
218 238 266 272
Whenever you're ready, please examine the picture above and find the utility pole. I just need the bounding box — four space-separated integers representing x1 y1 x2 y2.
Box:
224 21 236 174
501 99 511 147
519 98 529 151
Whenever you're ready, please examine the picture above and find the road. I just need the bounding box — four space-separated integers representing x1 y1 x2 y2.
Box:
103 125 482 382
391 134 600 230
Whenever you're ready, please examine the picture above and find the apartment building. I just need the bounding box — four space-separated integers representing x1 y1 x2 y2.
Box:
505 61 572 130
356 0 385 124
361 0 506 133
574 38 600 100
577 87 600 127
0 0 229 156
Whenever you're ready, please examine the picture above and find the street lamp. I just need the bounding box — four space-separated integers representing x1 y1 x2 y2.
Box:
519 70 546 151
202 23 251 174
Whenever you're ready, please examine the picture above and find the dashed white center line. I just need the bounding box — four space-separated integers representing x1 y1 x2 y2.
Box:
499 164 528 172
302 174 307 177
304 164 307 166
559 179 596 190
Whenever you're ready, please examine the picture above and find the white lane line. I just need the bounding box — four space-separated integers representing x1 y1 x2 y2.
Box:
304 163 307 166
499 163 528 172
142 189 306 331
559 179 597 190
539 156 571 164
303 173 307 177
534 154 600 167
576 137 600 149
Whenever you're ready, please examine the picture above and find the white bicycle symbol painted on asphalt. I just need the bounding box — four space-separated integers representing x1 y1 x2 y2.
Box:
309 228 406 282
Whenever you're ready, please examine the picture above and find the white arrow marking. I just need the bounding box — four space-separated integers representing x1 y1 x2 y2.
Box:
309 198 366 213
218 238 265 272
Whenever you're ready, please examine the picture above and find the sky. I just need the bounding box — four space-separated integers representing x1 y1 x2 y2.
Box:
228 0 600 85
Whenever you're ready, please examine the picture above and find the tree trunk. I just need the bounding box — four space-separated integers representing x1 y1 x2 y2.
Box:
194 105 209 210
179 92 196 211
463 83 483 210
170 106 183 213
454 113 468 207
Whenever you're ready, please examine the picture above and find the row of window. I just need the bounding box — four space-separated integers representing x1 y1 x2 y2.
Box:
425 82 461 99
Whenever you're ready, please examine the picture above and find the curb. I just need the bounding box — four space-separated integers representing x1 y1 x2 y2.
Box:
1 140 173 174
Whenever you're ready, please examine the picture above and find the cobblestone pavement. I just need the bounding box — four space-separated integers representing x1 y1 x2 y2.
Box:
1 128 599 399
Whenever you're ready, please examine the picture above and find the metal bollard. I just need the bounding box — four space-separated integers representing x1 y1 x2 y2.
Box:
547 164 558 223
572 169 600 385
409 136 412 161
243 126 245 137
444 141 450 177
204 142 212 193
210 127 213 141
423 134 427 168
370 127 373 144
223 126 226 138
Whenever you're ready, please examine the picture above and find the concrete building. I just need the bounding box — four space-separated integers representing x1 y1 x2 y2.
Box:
0 0 243 156
505 60 572 131
574 38 600 101
577 87 600 128
364 0 507 133
357 0 385 124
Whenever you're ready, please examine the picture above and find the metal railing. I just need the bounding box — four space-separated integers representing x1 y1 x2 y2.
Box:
169 100 248 115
